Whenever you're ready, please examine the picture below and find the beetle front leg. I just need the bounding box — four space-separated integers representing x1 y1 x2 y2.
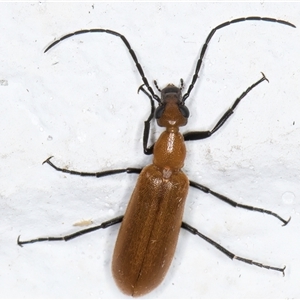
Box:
183 73 268 141
138 85 156 155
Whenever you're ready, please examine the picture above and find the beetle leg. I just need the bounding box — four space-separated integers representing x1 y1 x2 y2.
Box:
138 85 156 155
42 156 142 177
183 73 268 141
17 216 124 247
181 221 286 276
189 180 290 226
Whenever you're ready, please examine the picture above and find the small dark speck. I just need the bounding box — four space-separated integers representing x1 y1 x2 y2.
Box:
0 80 8 86
52 62 59 66
293 121 295 125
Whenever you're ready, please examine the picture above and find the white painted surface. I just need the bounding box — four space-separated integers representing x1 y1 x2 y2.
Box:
1 2 299 298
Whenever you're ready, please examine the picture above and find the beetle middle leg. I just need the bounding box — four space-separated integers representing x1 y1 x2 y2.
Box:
43 155 290 226
181 221 286 275
17 215 124 246
189 180 290 226
42 156 142 177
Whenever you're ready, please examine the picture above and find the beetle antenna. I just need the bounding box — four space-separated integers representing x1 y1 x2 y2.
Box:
154 80 161 92
182 16 296 102
44 29 161 103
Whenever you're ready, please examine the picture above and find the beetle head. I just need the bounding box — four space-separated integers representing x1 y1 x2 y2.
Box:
155 84 189 128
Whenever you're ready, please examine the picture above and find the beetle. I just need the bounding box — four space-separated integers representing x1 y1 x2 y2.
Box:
18 17 295 297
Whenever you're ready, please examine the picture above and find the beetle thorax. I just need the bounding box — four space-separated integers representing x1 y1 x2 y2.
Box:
153 130 186 170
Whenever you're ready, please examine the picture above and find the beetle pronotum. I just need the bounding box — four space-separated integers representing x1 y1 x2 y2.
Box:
18 17 295 297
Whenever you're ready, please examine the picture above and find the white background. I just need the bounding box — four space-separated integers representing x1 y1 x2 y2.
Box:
1 2 300 298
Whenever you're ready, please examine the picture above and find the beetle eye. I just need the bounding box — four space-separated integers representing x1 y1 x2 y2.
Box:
155 105 165 119
179 105 190 118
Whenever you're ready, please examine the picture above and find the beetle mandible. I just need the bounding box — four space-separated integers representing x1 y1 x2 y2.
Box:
18 17 295 297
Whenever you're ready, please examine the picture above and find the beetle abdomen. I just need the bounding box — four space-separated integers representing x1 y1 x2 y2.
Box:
112 164 189 297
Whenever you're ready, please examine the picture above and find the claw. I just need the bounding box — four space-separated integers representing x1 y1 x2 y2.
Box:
260 72 269 83
137 84 145 94
17 235 23 247
282 265 286 277
282 216 291 227
42 156 53 165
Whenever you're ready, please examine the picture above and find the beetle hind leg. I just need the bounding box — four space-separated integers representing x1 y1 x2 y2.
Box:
18 216 124 246
181 221 285 275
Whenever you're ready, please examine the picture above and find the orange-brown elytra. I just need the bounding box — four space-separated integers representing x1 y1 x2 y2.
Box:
18 17 295 297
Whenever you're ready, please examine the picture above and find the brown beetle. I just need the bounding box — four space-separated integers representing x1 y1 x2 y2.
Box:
18 17 294 297
112 84 190 296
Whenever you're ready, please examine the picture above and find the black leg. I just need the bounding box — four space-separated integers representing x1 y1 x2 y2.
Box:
43 156 142 177
189 180 290 226
138 86 156 155
184 73 268 141
181 221 286 275
17 216 124 246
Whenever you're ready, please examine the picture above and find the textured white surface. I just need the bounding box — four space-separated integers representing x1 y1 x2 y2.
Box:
1 2 300 298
